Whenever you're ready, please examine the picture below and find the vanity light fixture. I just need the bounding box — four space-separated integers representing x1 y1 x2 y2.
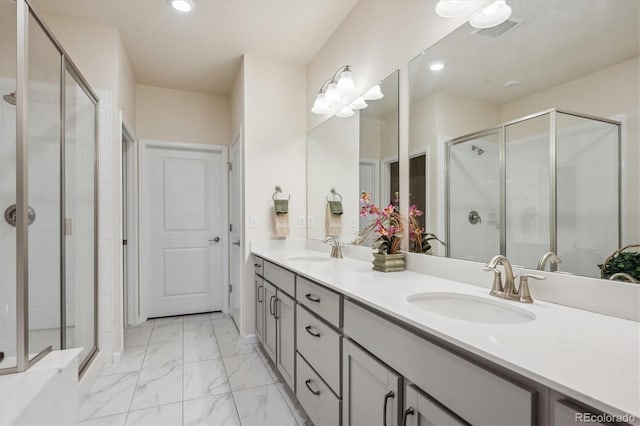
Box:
169 0 194 13
362 84 384 101
469 0 512 28
430 62 445 72
336 105 355 118
435 0 483 18
349 97 368 110
311 65 357 115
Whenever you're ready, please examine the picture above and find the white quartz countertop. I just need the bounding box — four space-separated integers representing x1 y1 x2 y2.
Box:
251 246 640 419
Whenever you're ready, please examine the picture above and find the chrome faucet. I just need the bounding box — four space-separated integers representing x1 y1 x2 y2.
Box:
537 251 561 271
609 272 640 283
323 236 343 259
484 255 545 303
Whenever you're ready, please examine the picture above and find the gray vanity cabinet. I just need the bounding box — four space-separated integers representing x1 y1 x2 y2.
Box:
263 280 277 362
403 384 469 426
255 276 264 344
276 290 296 390
343 338 402 426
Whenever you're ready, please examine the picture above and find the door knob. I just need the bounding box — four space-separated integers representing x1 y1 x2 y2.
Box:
209 236 220 243
232 241 241 246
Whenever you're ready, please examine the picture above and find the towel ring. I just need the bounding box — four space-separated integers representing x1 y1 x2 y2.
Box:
273 185 290 201
327 187 343 202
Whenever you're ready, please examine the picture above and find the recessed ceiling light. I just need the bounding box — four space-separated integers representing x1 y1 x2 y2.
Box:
169 0 194 13
430 62 445 72
504 80 521 88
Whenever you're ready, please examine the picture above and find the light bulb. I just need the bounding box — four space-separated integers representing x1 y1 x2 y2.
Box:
430 62 445 72
336 70 355 95
169 0 194 12
336 105 355 118
311 94 331 115
349 97 368 110
469 0 512 28
362 84 384 101
435 0 482 18
324 82 341 105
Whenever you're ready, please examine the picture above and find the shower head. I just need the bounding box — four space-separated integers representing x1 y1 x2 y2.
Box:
471 145 485 156
3 92 16 106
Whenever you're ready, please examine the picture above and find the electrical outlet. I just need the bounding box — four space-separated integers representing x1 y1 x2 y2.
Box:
307 216 315 228
250 215 257 228
297 216 306 228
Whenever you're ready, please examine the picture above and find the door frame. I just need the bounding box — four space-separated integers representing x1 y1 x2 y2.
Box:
121 115 141 327
139 139 229 321
228 129 243 325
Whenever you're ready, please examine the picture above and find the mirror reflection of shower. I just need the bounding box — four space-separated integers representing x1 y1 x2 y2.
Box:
3 91 16 106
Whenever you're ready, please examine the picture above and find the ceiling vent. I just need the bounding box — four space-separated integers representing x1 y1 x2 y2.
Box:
471 17 523 38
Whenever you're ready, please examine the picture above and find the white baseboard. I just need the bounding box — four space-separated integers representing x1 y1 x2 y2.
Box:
243 334 257 344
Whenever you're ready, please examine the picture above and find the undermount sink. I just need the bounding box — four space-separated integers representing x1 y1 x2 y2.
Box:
287 255 333 262
407 292 536 324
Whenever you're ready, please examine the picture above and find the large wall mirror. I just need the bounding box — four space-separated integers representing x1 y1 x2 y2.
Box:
408 0 639 279
308 70 399 245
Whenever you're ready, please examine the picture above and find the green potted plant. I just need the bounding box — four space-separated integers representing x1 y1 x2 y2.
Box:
598 244 640 283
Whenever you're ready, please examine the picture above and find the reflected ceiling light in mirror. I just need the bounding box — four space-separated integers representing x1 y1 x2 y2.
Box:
169 0 194 13
336 105 355 118
430 62 445 72
435 0 482 18
469 0 512 28
311 93 331 115
349 97 368 110
362 84 384 101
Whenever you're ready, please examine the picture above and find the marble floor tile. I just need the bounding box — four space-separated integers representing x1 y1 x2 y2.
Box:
223 352 274 391
124 328 152 347
184 320 214 341
152 316 184 326
125 402 182 426
183 313 214 323
80 372 139 420
212 318 238 336
79 413 128 426
183 359 230 400
217 334 255 358
184 338 220 363
276 382 312 426
233 384 298 426
209 312 227 320
100 345 147 376
130 364 182 411
148 323 183 344
254 344 282 383
183 393 240 426
126 320 155 329
142 341 182 370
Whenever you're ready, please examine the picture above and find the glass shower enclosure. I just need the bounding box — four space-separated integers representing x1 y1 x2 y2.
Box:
446 108 620 278
0 0 98 374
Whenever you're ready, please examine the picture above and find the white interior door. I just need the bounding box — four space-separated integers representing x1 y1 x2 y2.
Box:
229 137 242 325
141 140 226 318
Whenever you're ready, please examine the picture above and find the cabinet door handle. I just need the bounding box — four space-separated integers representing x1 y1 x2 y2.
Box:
304 379 320 395
269 295 275 315
274 298 280 320
305 293 320 303
383 391 395 426
257 285 263 302
254 263 262 268
305 325 321 338
403 407 415 426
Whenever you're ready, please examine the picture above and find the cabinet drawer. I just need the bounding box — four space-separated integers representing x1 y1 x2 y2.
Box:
253 256 264 276
296 276 341 328
344 300 536 426
297 305 341 395
552 399 613 426
264 261 295 297
296 353 341 426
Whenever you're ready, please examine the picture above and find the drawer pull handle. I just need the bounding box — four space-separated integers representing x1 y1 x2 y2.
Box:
269 295 275 316
383 391 394 426
254 263 262 268
305 325 321 338
305 379 320 395
305 293 320 303
403 407 415 426
257 285 263 302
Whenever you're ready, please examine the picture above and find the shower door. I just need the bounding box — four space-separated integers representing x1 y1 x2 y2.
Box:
446 130 500 261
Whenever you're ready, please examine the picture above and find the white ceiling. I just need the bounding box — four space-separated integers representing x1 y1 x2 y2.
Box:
410 0 640 105
30 0 358 95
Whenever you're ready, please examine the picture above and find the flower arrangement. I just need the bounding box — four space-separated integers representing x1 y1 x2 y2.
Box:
354 192 446 255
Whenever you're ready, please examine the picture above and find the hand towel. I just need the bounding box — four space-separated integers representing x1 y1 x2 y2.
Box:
328 200 343 215
326 202 342 237
274 201 289 238
274 199 289 215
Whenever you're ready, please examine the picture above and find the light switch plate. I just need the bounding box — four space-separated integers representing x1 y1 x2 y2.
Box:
349 215 357 228
250 215 257 228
